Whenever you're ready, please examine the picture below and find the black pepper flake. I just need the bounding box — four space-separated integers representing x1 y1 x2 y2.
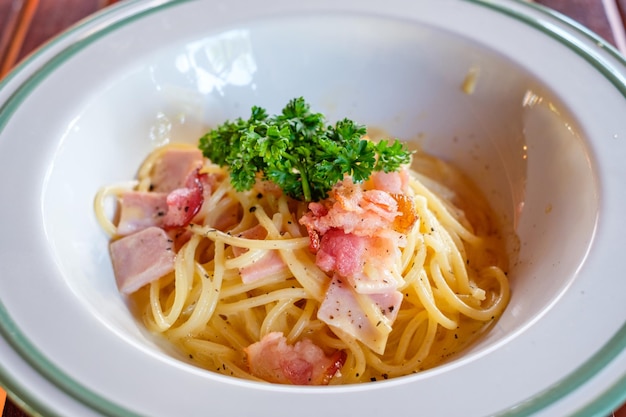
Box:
454 333 458 339
249 206 257 213
370 377 377 382
149 184 154 191
189 354 194 359
256 193 263 199
382 373 389 380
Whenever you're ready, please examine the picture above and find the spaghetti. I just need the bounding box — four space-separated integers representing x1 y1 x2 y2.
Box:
95 141 510 385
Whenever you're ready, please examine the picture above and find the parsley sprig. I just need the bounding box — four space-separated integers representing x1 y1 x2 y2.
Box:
198 97 412 202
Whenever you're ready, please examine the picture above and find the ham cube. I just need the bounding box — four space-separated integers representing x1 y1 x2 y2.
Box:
116 191 168 236
109 226 175 294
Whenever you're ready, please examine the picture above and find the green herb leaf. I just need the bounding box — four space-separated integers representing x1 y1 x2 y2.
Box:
198 97 413 202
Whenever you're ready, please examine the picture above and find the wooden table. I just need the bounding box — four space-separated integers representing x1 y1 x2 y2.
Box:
1 0 625 416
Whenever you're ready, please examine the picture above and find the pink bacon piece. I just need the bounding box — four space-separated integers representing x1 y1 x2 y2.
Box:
299 177 401 240
116 191 168 236
244 332 346 385
109 226 175 294
162 169 207 230
317 274 402 354
315 228 402 294
315 228 366 277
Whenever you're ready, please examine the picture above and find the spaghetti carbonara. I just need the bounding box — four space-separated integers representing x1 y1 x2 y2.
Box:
95 138 509 385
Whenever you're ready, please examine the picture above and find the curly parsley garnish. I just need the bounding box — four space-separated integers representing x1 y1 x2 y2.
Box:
198 97 412 202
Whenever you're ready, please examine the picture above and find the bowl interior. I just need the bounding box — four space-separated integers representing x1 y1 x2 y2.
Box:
38 12 597 376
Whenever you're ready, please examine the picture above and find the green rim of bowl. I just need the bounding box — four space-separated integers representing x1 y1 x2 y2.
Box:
0 1 625 416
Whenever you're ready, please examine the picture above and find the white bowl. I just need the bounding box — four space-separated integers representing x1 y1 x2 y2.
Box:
1 0 626 416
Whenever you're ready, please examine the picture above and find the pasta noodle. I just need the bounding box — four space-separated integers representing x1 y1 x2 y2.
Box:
95 142 510 384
